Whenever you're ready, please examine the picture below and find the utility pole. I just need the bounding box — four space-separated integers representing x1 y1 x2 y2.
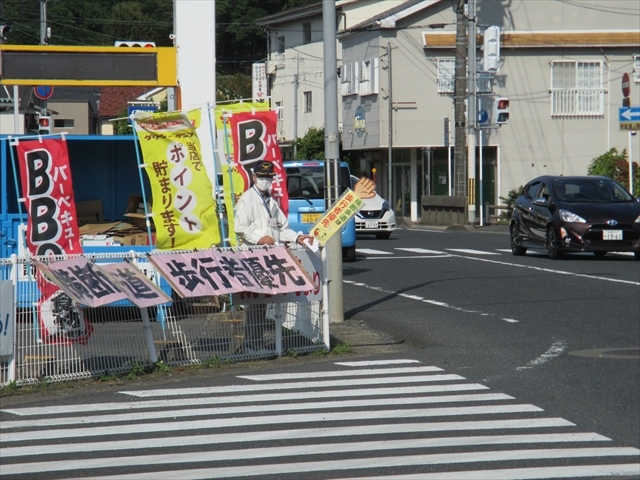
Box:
467 0 477 225
40 0 49 45
453 0 468 198
386 41 393 210
293 52 299 158
322 0 344 323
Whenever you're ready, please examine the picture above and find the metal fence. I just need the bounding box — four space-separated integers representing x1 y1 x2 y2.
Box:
0 248 326 386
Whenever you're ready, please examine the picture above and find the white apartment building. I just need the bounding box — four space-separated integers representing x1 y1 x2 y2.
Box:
260 0 640 224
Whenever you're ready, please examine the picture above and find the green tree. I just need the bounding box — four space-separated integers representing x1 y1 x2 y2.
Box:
217 73 252 101
292 126 326 160
587 147 640 196
291 127 355 169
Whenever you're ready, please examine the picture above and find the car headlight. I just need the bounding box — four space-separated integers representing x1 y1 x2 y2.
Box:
635 215 640 224
559 209 586 223
381 200 390 211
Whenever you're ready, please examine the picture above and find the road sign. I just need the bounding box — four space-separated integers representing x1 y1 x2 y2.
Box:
619 106 640 122
34 85 53 100
478 109 488 124
621 72 630 98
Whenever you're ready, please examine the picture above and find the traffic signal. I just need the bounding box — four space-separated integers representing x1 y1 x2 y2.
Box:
483 25 500 72
38 115 51 135
494 97 509 125
114 41 156 48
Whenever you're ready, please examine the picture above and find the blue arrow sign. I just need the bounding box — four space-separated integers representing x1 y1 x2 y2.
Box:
619 106 640 122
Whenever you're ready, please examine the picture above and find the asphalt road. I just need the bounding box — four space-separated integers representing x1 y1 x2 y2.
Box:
344 224 640 448
1 223 638 479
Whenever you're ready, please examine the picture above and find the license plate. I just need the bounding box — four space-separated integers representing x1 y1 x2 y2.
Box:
603 230 623 240
301 213 321 224
365 220 379 229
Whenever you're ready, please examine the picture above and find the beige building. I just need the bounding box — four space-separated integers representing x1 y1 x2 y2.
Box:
259 0 640 224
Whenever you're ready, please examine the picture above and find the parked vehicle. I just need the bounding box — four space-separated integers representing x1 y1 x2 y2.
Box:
510 175 640 259
284 161 356 262
351 176 396 239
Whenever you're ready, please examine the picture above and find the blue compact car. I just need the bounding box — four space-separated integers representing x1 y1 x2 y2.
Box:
283 160 356 262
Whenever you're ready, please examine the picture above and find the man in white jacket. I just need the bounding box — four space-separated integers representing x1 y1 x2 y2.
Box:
234 161 313 351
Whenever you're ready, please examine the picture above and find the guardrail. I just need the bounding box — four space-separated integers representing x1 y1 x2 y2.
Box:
484 203 510 224
0 247 326 386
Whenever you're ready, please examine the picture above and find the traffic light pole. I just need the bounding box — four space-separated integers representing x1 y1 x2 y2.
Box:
453 0 468 198
323 0 344 323
467 0 477 225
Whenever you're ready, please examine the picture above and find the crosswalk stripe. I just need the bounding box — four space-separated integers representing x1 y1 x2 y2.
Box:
335 464 640 480
1 418 578 457
237 365 442 380
2 393 515 429
335 359 421 366
2 383 490 416
3 360 637 479
64 448 640 480
2 404 544 442
118 373 467 397
3 437 623 476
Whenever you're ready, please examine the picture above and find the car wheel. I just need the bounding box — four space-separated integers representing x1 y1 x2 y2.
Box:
634 251 640 261
510 223 527 256
343 246 356 262
375 232 391 239
546 226 563 259
593 251 607 258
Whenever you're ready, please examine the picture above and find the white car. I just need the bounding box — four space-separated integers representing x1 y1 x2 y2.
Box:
352 177 396 239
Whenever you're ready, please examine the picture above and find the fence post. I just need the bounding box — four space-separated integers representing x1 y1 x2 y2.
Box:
8 254 18 382
141 307 159 363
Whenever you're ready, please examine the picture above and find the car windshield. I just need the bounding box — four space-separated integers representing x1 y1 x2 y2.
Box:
552 178 634 203
286 165 351 200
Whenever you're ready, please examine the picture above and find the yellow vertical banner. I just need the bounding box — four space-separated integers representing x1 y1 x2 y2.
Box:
133 110 219 250
214 102 270 246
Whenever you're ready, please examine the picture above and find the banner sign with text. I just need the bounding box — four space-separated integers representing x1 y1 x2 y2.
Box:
15 137 88 344
148 246 314 298
214 102 271 245
233 248 322 305
310 189 364 245
134 110 219 250
228 110 289 216
35 258 171 309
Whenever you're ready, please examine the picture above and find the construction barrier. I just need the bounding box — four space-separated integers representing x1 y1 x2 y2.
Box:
0 246 326 386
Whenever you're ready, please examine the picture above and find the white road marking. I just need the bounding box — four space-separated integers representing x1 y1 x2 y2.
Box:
448 254 640 286
238 365 442 380
517 340 567 371
502 318 520 323
448 248 501 255
1 404 545 442
117 373 466 398
5 438 626 476
336 464 640 480
1 431 600 458
358 248 393 255
396 248 446 254
335 359 421 366
66 448 640 480
3 393 515 429
2 384 489 416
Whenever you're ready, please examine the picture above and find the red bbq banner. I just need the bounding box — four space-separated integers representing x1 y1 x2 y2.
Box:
16 138 82 256
228 110 289 216
16 138 89 344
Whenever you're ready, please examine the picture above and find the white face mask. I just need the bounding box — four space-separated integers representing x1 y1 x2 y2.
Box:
255 177 272 193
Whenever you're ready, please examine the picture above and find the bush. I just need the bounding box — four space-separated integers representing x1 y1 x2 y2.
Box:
588 148 640 196
498 185 524 220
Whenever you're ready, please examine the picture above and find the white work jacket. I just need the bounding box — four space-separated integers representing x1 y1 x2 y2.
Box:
234 186 299 246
